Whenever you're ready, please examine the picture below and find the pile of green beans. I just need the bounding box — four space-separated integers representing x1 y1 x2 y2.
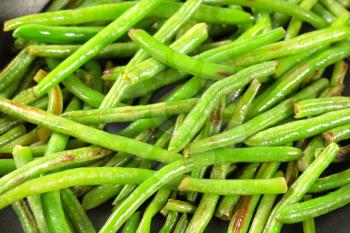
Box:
1 0 350 232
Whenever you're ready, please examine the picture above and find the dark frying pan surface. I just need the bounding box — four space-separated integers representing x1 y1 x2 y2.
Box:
0 1 349 232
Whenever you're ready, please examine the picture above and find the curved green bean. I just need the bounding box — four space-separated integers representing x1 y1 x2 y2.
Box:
128 29 236 81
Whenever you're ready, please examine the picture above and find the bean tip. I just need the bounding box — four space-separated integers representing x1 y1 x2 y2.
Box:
128 28 141 38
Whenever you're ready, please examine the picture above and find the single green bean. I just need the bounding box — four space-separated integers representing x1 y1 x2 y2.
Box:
162 199 197 214
64 99 197 124
203 0 328 28
4 2 252 31
168 61 277 152
245 108 350 146
309 168 350 193
14 25 102 44
231 26 350 67
298 136 325 172
262 143 339 233
122 212 141 233
323 124 350 143
285 0 318 40
29 42 138 59
187 78 329 153
312 3 336 24
276 184 350 223
250 42 350 116
0 125 26 147
294 97 350 118
0 49 35 92
128 29 236 81
159 212 178 233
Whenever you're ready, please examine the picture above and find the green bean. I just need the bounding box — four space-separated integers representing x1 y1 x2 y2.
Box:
122 212 141 233
13 146 49 233
128 29 236 81
4 2 252 31
168 61 277 152
285 160 299 186
272 0 302 27
0 49 35 92
298 136 325 172
227 79 261 129
0 125 26 147
276 184 350 223
263 143 339 233
0 97 183 163
309 168 350 193
285 0 318 40
11 200 40 233
162 199 197 214
248 172 283 233
294 97 350 118
246 108 350 146
61 189 96 233
331 60 348 86
320 0 350 17
28 42 138 59
250 42 350 117
204 0 328 28
173 214 188 233
159 212 178 233
99 146 300 232
228 162 280 233
312 3 337 24
0 146 112 194
64 99 197 124
301 195 316 233
187 78 328 153
14 25 102 44
23 0 165 99
323 124 350 143
216 163 260 220
136 189 172 233
232 27 350 68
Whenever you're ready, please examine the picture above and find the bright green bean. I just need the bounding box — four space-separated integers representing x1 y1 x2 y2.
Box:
64 99 197 124
4 2 252 31
187 78 329 153
245 108 350 146
294 97 350 118
14 25 102 44
232 27 350 67
168 61 277 152
323 124 350 143
309 168 350 193
263 143 339 233
298 136 325 172
0 125 26 147
277 184 350 223
128 29 236 81
122 212 141 233
312 3 336 24
203 0 328 28
301 195 316 233
173 214 188 233
159 212 178 233
320 0 350 18
162 199 197 214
